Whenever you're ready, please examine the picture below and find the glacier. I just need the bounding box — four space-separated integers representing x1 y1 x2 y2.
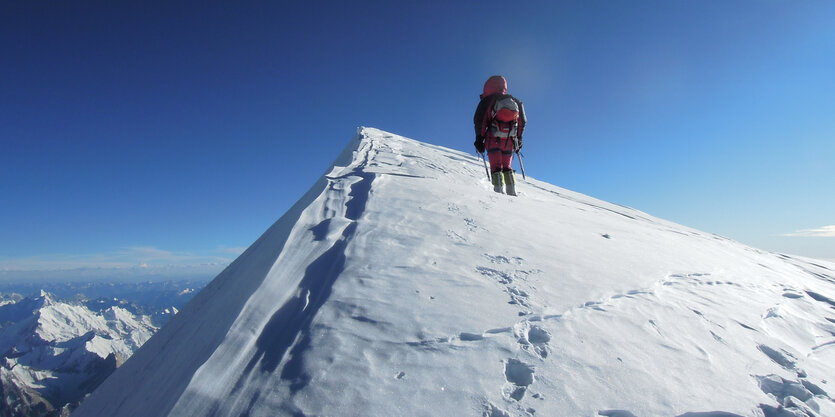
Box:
72 128 835 417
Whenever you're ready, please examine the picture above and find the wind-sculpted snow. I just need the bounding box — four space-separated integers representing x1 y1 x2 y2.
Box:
239 164 375 399
74 128 835 417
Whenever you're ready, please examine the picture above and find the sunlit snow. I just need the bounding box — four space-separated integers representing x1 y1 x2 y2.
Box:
73 128 835 417
0 291 157 414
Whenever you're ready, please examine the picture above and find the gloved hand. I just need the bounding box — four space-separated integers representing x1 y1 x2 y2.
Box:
474 138 485 153
515 139 523 152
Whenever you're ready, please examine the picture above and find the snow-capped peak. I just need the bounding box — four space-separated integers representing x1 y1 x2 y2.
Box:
73 128 835 417
0 291 157 415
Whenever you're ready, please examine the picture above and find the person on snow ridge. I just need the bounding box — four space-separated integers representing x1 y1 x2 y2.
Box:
473 75 526 196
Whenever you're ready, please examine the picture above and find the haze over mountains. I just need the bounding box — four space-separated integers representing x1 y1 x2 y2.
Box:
67 128 835 417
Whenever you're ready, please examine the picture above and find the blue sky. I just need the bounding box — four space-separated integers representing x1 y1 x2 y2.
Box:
2 1 834 281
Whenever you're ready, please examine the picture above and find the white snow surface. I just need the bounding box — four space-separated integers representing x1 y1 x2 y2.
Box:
0 292 155 363
73 128 835 417
0 291 156 412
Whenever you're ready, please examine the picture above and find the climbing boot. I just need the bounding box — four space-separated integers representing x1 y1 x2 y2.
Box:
491 171 504 193
503 170 517 196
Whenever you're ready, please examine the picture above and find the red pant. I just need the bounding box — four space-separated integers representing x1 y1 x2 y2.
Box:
486 136 515 173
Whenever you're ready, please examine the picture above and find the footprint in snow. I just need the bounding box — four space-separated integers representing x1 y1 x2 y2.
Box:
484 403 511 417
508 287 531 307
516 323 551 359
464 217 484 232
503 358 535 401
581 300 607 311
483 253 525 265
476 266 538 310
476 267 514 285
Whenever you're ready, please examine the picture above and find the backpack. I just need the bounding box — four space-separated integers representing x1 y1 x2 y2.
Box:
491 95 520 138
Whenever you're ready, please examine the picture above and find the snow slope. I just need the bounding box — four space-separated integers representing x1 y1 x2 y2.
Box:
73 128 835 417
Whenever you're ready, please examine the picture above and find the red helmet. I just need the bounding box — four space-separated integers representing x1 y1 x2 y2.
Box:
482 75 508 98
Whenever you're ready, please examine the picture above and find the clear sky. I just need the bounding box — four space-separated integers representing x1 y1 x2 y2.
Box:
2 1 834 281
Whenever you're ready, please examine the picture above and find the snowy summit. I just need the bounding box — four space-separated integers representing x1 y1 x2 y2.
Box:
73 128 835 417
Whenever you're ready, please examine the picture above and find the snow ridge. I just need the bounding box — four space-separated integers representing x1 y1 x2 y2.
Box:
73 128 835 417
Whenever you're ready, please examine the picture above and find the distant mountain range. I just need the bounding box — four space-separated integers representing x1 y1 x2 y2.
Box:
0 280 206 416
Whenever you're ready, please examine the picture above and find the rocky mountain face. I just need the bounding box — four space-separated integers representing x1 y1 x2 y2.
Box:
0 291 156 417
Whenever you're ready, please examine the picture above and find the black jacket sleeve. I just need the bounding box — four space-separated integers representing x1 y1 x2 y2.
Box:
473 96 491 140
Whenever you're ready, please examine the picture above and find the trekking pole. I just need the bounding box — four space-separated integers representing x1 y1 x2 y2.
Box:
513 136 526 180
516 151 526 179
480 152 490 180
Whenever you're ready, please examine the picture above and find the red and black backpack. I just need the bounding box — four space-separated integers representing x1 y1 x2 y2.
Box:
490 95 520 137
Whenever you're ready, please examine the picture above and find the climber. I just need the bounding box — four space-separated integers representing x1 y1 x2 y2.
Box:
473 75 526 196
